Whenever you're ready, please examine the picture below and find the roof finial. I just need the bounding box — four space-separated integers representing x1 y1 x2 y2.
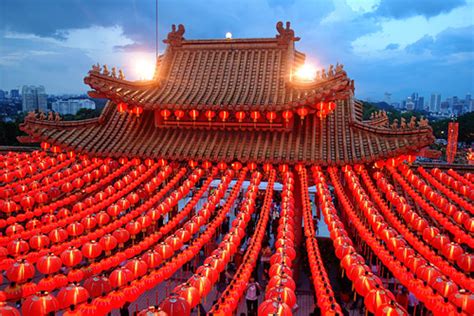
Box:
164 24 185 47
276 21 300 45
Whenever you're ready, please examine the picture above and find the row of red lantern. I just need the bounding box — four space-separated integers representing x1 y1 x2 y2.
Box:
336 166 471 315
388 166 474 248
373 155 417 169
417 166 474 215
160 109 298 123
96 169 242 315
0 151 46 173
465 172 473 183
382 165 472 269
117 103 143 117
0 157 73 199
2 164 169 290
0 152 48 182
168 169 263 311
0 151 60 184
447 169 474 191
209 169 276 315
66 167 217 315
0 161 132 247
431 168 474 200
357 166 474 290
4 159 103 216
312 166 406 316
398 165 473 232
1 165 189 308
299 167 343 314
0 159 116 246
259 170 298 313
0 162 155 262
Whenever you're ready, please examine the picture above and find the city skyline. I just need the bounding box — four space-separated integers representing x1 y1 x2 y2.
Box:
1 0 473 100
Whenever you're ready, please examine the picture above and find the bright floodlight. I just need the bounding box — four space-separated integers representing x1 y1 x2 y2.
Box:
295 64 316 81
133 56 155 80
225 32 232 39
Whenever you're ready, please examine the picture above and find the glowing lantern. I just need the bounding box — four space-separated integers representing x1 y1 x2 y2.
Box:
160 109 171 120
250 111 261 122
22 292 59 316
82 241 103 260
40 142 50 150
131 106 143 117
174 110 185 120
174 284 200 308
296 107 308 120
258 298 292 316
60 247 83 267
282 110 293 122
235 111 246 122
266 111 277 123
205 110 216 121
109 267 133 289
117 103 128 113
219 110 229 122
189 109 199 120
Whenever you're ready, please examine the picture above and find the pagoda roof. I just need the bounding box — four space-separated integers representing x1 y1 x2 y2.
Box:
20 100 434 166
84 22 352 112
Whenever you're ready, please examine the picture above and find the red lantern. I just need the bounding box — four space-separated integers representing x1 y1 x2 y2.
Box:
219 111 229 122
160 293 191 316
174 284 200 308
61 247 83 267
205 110 216 121
174 110 185 120
22 292 59 316
40 142 50 150
0 302 20 316
189 109 199 120
84 275 112 298
296 107 308 119
82 241 103 260
57 283 90 309
131 106 143 117
109 267 133 289
258 298 292 316
6 259 35 283
160 109 171 120
282 110 293 122
117 103 128 113
125 258 149 278
266 111 277 123
36 254 62 275
250 111 261 122
235 111 246 122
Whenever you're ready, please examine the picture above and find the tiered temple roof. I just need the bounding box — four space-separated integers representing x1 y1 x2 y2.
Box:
20 22 434 165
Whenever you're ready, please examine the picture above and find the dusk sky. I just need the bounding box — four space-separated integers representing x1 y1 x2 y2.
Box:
0 0 473 101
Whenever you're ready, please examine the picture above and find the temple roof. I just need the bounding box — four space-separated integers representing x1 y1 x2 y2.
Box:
20 100 434 165
84 22 353 112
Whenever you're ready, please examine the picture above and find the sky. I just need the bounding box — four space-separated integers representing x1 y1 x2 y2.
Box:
0 0 473 101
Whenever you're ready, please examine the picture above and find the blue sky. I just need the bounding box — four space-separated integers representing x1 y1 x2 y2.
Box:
0 0 473 101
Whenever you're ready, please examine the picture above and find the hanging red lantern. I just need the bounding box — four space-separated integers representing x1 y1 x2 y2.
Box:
160 294 190 316
131 106 143 117
189 109 199 120
57 283 90 309
6 259 35 283
84 275 112 298
282 110 293 122
22 292 59 316
174 110 185 120
205 110 216 121
61 247 83 267
296 107 308 120
235 111 246 122
250 111 261 122
109 267 133 289
160 109 171 120
258 298 292 316
40 142 50 150
0 302 20 316
137 306 168 316
266 111 277 123
219 110 229 122
141 250 163 269
82 241 103 260
217 162 227 171
36 254 62 275
117 103 128 113
125 258 149 279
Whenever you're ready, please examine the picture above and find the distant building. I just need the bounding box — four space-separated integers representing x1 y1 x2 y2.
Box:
52 99 96 115
10 89 20 99
22 85 47 112
416 96 424 111
436 94 441 112
0 90 5 100
406 97 415 111
430 93 441 112
383 92 391 104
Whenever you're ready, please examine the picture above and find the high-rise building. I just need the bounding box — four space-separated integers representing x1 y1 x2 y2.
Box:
10 89 20 99
52 99 96 115
406 97 415 111
466 93 471 104
416 96 424 111
430 93 441 112
436 94 441 112
0 90 5 100
383 92 391 104
22 86 48 112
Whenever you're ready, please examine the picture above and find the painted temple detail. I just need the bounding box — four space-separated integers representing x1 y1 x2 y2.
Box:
20 22 434 165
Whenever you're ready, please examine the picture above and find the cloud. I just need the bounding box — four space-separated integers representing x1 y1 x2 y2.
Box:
373 0 466 19
385 43 399 50
406 25 474 55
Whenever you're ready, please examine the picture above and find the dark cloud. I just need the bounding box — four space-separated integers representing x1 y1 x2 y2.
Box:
385 43 400 50
373 0 466 19
406 25 474 55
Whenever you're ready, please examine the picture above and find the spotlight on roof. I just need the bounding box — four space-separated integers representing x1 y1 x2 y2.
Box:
225 32 232 39
295 64 316 81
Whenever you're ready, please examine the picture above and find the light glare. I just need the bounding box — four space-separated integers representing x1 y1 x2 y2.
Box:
133 55 155 80
295 64 316 81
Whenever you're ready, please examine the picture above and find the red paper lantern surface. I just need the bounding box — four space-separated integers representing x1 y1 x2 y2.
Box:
22 292 59 316
57 283 90 309
160 294 190 316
